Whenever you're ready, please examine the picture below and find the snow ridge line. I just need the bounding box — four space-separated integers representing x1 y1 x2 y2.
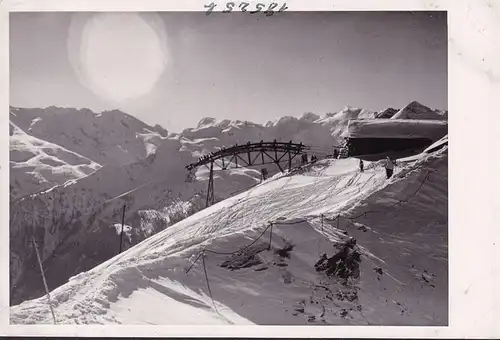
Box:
184 168 437 317
323 169 437 220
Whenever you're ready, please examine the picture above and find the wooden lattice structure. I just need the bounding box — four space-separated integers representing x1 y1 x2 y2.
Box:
185 140 310 207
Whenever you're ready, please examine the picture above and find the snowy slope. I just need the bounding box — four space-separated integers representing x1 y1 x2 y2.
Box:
9 135 262 305
10 121 101 201
11 145 448 325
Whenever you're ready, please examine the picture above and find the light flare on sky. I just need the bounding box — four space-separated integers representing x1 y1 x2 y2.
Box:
68 13 169 103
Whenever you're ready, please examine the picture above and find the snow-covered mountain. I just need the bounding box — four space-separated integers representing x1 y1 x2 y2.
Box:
10 121 101 201
10 139 448 325
373 102 448 121
9 101 447 316
10 106 169 167
391 101 446 120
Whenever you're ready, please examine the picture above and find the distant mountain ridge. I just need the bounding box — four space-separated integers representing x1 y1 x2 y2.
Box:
10 106 169 167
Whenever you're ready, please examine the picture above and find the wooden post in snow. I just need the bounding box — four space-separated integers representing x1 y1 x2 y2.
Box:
119 204 126 254
31 237 57 324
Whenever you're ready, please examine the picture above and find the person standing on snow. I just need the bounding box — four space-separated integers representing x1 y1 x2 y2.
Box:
384 156 396 179
301 153 308 165
260 168 268 182
359 159 364 173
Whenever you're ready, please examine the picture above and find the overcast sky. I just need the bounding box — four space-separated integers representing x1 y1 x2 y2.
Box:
10 11 447 133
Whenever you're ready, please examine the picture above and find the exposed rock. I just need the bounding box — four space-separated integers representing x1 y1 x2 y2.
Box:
314 238 361 283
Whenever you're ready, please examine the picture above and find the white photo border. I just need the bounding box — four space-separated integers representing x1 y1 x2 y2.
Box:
1 0 499 338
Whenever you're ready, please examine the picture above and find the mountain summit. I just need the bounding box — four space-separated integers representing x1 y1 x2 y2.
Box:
390 101 444 120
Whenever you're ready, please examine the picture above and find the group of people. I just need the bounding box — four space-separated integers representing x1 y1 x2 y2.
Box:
359 156 397 179
303 151 396 180
304 150 396 180
301 153 318 165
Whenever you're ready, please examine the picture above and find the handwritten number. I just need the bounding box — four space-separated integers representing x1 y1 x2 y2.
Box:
264 2 278 16
239 2 249 12
204 2 217 15
278 3 288 11
205 2 287 14
223 2 235 13
250 3 265 14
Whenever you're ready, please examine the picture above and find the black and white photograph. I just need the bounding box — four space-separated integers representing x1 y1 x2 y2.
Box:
8 10 450 326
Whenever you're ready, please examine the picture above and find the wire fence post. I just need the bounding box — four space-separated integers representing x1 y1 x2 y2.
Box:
31 237 57 324
268 222 273 250
119 204 126 254
201 250 219 315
